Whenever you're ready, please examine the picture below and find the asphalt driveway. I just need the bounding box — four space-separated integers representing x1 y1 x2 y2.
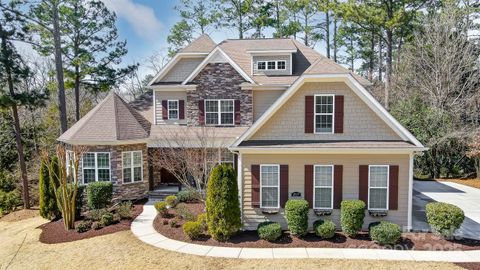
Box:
413 180 480 240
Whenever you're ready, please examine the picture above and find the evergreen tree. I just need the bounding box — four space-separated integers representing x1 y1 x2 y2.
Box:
39 157 59 220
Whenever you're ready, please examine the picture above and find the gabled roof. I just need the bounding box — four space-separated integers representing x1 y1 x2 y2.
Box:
231 73 425 150
179 34 216 53
58 92 151 144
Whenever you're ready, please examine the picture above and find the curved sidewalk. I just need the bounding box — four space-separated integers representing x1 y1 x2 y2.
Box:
131 201 480 262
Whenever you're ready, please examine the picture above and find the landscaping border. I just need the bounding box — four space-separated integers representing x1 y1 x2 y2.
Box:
131 201 480 262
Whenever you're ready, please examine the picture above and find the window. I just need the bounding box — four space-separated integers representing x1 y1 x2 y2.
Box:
257 61 266 70
257 60 287 71
314 165 333 209
66 150 74 179
205 99 234 125
123 151 143 183
206 149 234 167
314 94 334 133
277 60 286 70
267 61 276 70
368 165 389 210
260 165 279 208
168 100 179 120
82 152 110 184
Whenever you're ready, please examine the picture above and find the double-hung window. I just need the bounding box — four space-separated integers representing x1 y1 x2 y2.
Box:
368 165 389 210
205 99 234 125
82 152 110 184
314 165 333 209
168 100 179 120
260 164 279 208
314 94 334 133
123 151 143 183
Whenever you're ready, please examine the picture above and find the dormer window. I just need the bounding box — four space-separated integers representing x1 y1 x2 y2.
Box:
257 60 287 71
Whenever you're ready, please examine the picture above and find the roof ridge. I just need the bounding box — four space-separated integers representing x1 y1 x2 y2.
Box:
112 92 120 140
116 93 151 136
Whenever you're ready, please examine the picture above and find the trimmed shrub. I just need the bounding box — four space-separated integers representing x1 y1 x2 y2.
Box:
313 219 336 239
39 158 60 220
369 221 402 245
76 220 92 233
116 201 133 219
183 221 203 239
86 208 109 221
0 189 21 215
165 195 178 208
206 164 241 241
340 200 366 237
426 202 465 238
175 203 196 221
177 189 201 202
100 212 114 226
197 213 208 231
285 199 309 237
257 221 282 242
154 201 168 217
92 221 104 230
86 181 113 209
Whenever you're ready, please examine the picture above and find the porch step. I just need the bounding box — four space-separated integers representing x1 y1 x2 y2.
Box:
148 190 179 200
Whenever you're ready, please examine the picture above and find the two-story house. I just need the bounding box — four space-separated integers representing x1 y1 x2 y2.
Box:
58 34 425 230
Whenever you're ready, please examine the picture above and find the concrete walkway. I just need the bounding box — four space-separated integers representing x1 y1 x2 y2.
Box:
131 201 480 262
413 180 480 240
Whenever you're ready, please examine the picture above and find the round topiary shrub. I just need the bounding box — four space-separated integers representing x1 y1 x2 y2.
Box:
206 164 241 241
86 181 113 209
313 219 336 239
154 201 168 217
284 199 309 237
257 221 282 242
183 221 203 240
165 195 178 208
369 221 402 245
340 200 366 237
426 202 465 238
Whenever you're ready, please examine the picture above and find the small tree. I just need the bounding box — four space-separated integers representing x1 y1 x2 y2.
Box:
42 145 84 230
39 157 59 220
206 164 241 241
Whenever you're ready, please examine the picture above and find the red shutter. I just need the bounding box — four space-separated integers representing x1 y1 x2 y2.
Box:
334 95 344 133
280 165 289 208
389 165 399 210
234 100 241 125
304 165 313 208
359 165 369 205
251 165 260 208
179 100 185 120
333 165 343 209
198 100 204 125
305 96 314 133
162 100 168 120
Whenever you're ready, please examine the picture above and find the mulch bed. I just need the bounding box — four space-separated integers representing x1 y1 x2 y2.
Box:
154 202 480 251
38 199 146 244
455 263 480 270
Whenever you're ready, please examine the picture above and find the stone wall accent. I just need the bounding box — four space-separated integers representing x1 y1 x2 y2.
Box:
187 63 252 126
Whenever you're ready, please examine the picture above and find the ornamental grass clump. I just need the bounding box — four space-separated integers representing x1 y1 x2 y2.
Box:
284 199 309 237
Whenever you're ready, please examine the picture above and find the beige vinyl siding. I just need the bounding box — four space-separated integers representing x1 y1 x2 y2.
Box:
154 91 187 125
241 153 410 230
253 90 284 121
161 57 204 82
253 55 291 76
250 82 401 141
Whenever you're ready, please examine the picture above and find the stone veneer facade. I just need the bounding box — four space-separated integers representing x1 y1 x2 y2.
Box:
72 143 149 202
187 63 253 126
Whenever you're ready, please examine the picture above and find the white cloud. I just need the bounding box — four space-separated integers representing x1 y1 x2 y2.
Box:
101 0 163 41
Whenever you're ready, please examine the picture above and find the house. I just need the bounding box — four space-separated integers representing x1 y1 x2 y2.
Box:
58 34 426 230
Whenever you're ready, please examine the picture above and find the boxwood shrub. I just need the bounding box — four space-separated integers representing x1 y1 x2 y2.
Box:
369 221 402 245
183 221 203 239
154 201 168 217
426 202 464 238
86 181 113 209
285 199 309 237
165 195 178 208
313 219 336 239
257 221 282 242
340 200 366 237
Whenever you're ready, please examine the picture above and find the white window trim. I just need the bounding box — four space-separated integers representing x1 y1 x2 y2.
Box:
260 164 280 209
82 152 111 184
257 60 287 71
204 99 235 126
314 94 335 134
313 165 334 210
206 148 234 165
368 165 390 211
122 151 143 183
167 100 179 120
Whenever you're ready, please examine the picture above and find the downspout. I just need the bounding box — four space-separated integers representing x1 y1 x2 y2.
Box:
407 152 414 231
232 150 243 228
